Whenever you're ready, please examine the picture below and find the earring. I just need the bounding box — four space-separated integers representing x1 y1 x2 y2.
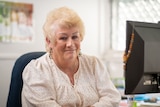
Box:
79 49 82 56
49 48 52 59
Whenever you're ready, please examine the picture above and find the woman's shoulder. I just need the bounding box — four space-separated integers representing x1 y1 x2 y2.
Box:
80 53 106 67
24 53 51 72
80 53 100 63
79 54 104 68
22 53 53 80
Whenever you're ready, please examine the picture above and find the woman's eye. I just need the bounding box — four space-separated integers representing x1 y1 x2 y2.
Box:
60 37 67 40
72 35 79 40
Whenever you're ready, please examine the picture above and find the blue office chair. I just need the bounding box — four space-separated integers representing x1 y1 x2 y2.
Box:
6 52 46 107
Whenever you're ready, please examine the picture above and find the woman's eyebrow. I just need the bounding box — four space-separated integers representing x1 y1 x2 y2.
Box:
72 31 79 34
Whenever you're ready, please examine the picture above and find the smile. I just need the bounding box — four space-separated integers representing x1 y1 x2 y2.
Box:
65 50 75 52
65 48 76 51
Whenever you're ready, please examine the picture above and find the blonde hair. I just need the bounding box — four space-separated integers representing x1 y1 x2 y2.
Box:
43 6 85 52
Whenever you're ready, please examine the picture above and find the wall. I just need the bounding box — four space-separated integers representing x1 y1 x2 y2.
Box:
0 0 110 107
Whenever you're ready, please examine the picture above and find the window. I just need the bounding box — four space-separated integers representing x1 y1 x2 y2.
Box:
111 0 160 51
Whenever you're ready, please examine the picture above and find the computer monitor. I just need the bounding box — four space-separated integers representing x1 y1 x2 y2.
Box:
124 20 160 94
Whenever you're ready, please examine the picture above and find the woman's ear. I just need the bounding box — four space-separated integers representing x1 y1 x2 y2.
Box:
46 36 55 49
46 37 51 45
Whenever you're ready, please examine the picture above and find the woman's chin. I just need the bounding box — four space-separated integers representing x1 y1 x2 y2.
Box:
64 53 77 60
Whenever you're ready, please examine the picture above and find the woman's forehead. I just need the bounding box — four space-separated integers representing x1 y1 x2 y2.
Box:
55 26 79 34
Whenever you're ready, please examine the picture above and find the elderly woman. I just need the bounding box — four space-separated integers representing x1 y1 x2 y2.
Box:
22 7 121 107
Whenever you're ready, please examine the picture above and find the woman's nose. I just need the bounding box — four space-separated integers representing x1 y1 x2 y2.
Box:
66 38 73 47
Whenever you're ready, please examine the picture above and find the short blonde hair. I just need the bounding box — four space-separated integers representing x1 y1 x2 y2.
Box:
43 6 85 52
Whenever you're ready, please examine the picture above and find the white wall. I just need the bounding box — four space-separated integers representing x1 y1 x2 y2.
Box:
0 0 111 107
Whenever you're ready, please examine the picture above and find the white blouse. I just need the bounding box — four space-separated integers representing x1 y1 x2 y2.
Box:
22 53 121 107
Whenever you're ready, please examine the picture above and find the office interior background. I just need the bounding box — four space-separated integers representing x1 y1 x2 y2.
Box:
0 0 160 107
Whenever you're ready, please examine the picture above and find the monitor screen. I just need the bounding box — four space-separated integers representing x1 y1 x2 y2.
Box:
124 20 160 94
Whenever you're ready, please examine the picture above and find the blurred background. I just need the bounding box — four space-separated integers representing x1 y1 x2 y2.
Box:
1 0 160 107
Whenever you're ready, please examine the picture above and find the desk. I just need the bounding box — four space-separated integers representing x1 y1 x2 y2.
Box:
139 102 160 107
119 100 160 107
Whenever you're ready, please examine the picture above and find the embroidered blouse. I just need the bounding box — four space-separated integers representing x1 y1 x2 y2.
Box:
22 53 121 107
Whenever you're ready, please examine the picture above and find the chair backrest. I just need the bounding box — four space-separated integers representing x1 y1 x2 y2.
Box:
6 52 45 107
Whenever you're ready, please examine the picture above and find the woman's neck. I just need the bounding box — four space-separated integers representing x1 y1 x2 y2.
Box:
51 54 79 85
52 55 79 74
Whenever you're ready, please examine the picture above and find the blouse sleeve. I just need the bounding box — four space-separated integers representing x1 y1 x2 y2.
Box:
21 60 61 107
92 57 121 107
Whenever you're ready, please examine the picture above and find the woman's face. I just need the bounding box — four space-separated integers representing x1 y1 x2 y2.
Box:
49 26 81 61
